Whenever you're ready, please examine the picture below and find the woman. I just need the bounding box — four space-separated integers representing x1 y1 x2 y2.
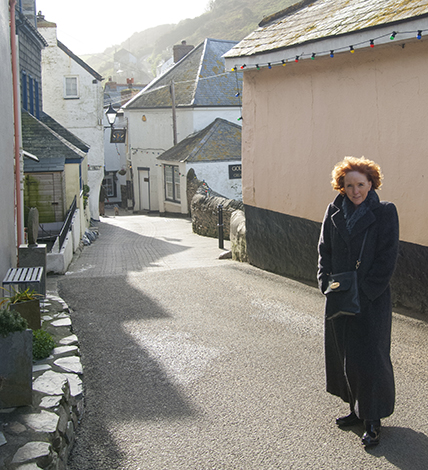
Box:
317 156 399 447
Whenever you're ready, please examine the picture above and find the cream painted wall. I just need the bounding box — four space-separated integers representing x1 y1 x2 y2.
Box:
190 161 242 200
39 25 104 221
0 1 17 278
242 39 428 246
157 161 187 214
125 107 242 212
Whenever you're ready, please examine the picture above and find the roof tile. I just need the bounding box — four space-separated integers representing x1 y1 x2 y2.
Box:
125 39 242 109
225 0 428 58
158 118 241 163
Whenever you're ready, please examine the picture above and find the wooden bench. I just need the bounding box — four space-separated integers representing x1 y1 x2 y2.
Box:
2 267 44 296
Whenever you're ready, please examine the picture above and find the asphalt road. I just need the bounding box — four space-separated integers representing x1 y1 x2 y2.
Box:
54 211 428 469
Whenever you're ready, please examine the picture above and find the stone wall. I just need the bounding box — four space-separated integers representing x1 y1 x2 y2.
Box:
188 169 243 240
230 210 247 262
0 295 84 470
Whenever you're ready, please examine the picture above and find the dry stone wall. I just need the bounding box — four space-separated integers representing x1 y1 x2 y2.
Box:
188 170 243 240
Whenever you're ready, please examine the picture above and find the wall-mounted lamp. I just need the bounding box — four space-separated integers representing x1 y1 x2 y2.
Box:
142 115 147 122
105 103 118 127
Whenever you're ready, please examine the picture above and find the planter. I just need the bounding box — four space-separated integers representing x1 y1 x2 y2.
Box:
0 329 33 408
10 299 41 330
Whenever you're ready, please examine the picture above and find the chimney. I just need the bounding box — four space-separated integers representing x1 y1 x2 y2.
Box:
21 0 37 27
173 40 194 63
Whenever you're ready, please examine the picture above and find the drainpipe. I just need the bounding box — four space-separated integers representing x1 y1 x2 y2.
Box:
9 0 24 248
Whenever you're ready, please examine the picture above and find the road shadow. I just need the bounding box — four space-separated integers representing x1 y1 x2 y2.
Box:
66 218 195 276
365 426 428 470
59 275 197 469
341 424 428 469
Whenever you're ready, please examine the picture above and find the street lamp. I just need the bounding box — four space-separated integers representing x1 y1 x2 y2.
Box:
105 103 118 127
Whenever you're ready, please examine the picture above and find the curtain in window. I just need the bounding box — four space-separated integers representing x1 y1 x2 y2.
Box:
165 166 174 200
174 166 181 201
65 77 78 97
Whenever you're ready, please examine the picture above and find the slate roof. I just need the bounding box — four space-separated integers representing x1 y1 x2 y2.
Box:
39 113 90 153
16 8 48 48
158 118 241 163
125 39 242 109
22 112 87 173
104 84 146 108
224 0 428 58
57 40 103 81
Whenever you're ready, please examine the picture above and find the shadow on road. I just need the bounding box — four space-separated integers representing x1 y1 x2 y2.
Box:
365 426 428 470
59 275 197 469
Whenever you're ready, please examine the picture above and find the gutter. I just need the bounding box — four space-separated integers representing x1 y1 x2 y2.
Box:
9 0 23 248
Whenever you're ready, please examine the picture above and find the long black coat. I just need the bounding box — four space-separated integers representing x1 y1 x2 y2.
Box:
317 191 399 420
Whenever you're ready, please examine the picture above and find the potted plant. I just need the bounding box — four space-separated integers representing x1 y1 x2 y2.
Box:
0 308 33 408
0 287 43 330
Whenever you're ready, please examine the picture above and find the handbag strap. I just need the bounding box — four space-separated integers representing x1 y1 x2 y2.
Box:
355 230 368 270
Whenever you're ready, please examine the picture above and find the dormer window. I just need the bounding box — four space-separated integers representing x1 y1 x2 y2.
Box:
64 76 79 99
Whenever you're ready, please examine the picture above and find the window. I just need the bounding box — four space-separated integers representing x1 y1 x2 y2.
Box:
22 71 27 110
29 76 34 115
64 76 79 99
79 163 83 193
35 80 40 119
102 174 116 198
164 165 180 202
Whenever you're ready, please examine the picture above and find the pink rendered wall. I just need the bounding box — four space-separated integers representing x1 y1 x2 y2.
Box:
242 38 428 246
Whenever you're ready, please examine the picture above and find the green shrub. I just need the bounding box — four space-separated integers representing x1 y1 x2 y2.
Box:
33 329 55 360
0 308 28 337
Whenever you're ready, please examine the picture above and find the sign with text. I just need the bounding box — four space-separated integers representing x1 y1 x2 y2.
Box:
228 164 242 179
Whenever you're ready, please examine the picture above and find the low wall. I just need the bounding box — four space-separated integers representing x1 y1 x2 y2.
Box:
188 169 244 240
47 211 81 275
230 209 248 262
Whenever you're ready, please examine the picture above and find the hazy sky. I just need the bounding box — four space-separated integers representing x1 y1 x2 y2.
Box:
35 0 209 55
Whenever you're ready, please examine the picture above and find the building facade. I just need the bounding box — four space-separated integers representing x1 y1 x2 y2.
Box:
123 39 243 214
0 0 18 280
37 14 104 221
224 0 428 312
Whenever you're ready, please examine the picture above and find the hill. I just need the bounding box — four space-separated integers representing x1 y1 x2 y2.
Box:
83 0 297 84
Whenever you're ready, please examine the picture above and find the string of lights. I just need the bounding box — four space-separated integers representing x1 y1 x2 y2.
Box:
106 70 243 108
231 28 428 71
106 27 426 112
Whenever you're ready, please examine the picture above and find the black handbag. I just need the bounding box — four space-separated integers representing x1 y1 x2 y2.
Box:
325 231 368 320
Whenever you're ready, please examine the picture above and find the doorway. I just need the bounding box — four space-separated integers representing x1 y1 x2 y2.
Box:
138 168 150 211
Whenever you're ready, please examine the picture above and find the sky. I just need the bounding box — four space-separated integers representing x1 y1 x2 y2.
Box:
35 0 210 55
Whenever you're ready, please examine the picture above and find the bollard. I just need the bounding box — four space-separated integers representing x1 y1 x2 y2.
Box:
217 204 224 249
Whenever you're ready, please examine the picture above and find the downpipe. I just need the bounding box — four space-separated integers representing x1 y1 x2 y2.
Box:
9 0 24 249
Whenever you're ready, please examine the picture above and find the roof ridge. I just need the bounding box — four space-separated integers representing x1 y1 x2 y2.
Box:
31 113 87 158
124 41 206 108
190 39 210 106
186 118 221 161
259 0 318 27
40 112 90 151
57 40 103 81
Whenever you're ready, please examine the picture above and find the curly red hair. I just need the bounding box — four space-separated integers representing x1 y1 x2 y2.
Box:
331 156 383 194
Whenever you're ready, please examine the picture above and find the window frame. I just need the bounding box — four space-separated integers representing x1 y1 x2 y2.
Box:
164 164 181 203
103 174 117 198
22 70 28 110
64 76 79 99
29 75 34 115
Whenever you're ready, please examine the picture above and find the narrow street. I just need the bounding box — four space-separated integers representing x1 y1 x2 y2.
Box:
55 211 428 470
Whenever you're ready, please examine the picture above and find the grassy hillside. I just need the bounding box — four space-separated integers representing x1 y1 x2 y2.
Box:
84 0 297 82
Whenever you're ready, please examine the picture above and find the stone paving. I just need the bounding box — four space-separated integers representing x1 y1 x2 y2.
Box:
0 295 83 470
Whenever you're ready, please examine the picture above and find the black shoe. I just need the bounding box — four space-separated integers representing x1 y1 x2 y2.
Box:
362 420 381 447
336 411 362 427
